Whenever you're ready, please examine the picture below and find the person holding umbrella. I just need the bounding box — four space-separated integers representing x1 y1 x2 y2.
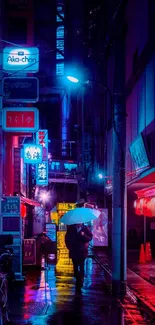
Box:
61 207 100 291
65 222 92 291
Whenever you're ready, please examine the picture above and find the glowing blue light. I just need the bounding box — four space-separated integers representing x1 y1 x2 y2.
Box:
67 76 79 83
61 93 68 156
56 0 64 76
36 161 48 185
98 173 103 179
3 47 39 73
23 144 42 164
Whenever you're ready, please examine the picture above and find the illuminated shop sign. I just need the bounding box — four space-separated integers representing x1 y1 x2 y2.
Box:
23 144 42 164
36 129 48 159
2 77 39 103
1 196 20 216
36 161 48 186
2 107 39 132
3 47 39 72
57 203 76 211
129 134 150 174
49 161 77 172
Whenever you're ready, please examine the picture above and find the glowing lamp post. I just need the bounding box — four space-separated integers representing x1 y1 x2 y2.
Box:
67 75 79 83
98 173 104 180
66 68 127 296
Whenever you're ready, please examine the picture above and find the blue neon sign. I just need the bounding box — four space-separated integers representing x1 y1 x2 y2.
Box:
23 144 42 164
3 47 39 73
36 161 48 186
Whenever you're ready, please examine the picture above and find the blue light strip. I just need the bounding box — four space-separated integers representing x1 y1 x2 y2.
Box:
61 93 67 155
56 0 64 76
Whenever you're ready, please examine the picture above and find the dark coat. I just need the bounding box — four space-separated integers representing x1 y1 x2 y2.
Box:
65 224 92 260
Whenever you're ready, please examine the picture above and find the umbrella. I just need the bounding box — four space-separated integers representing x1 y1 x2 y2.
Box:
60 207 100 225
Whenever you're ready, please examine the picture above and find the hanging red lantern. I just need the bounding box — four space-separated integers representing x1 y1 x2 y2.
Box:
150 197 155 217
143 198 152 217
134 199 142 215
20 203 26 218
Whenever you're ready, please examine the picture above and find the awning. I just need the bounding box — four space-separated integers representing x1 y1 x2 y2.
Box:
135 185 155 199
20 196 41 207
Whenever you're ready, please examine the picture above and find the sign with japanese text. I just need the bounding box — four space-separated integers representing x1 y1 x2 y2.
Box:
2 107 39 132
3 47 39 73
1 196 20 216
23 144 42 164
23 239 36 265
57 203 76 211
129 134 150 174
36 129 48 159
36 161 48 185
2 77 39 102
45 223 57 242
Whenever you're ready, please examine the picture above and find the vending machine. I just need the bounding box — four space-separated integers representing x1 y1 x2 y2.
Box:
1 196 24 281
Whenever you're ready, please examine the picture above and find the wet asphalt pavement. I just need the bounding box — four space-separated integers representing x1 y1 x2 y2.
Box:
7 257 150 325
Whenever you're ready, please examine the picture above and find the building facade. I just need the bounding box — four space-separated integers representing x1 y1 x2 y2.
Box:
105 0 155 249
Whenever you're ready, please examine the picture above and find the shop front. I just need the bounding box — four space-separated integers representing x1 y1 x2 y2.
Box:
133 182 155 257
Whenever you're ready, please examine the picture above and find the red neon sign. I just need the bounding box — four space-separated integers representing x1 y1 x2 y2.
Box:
2 107 39 132
36 129 48 159
6 111 34 128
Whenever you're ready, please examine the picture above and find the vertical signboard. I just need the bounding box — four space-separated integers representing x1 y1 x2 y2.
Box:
36 161 48 185
23 239 36 265
36 129 48 159
36 130 48 185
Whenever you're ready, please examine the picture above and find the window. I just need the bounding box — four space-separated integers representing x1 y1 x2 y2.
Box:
8 17 27 44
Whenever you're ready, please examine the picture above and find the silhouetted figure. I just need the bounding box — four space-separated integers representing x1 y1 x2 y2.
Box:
65 223 92 292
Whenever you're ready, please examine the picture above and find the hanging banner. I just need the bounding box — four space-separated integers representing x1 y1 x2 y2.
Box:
2 107 39 132
36 130 48 185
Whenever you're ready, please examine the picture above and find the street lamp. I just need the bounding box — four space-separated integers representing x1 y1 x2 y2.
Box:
98 173 104 180
66 72 127 296
66 74 113 104
67 76 79 83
